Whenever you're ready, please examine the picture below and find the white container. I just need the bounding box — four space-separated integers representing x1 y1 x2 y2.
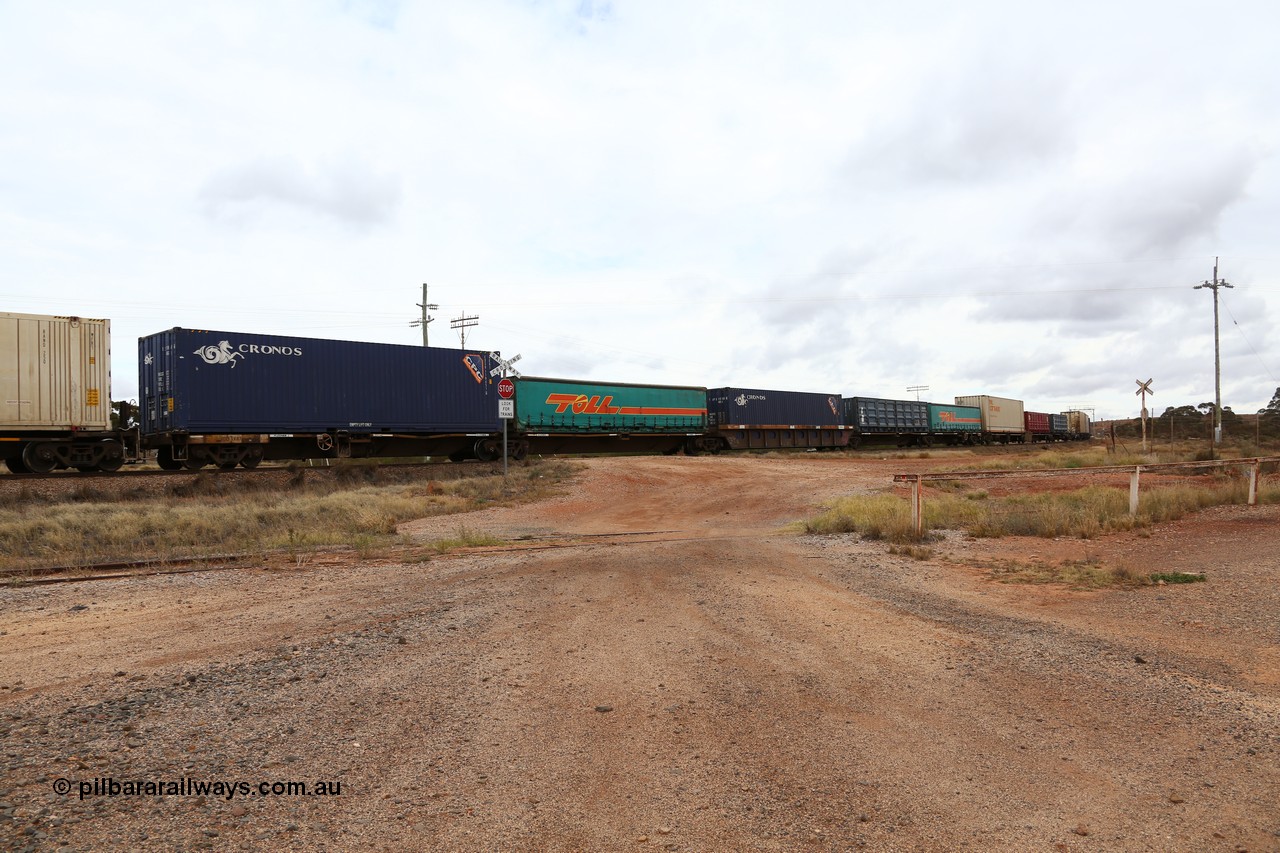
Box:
954 394 1024 433
0 312 111 432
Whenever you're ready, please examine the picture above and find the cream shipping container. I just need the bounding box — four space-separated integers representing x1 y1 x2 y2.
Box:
954 394 1025 437
0 312 126 472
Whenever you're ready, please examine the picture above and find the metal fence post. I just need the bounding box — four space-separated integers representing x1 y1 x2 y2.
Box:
1129 467 1141 516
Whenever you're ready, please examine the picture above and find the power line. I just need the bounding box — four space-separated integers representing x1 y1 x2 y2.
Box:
1221 291 1277 384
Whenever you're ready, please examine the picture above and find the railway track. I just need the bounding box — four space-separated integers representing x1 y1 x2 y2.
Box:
0 458 497 483
0 528 780 587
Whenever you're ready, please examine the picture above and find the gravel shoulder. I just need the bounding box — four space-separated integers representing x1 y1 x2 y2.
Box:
1 455 1277 852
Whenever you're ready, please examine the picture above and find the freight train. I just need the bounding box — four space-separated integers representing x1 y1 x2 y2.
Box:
0 312 1092 474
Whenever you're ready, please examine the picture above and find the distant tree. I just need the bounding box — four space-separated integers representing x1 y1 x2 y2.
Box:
1153 404 1206 441
1259 388 1280 440
1262 387 1280 415
1221 406 1243 432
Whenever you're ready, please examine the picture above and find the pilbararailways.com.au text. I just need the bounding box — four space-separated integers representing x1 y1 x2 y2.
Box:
53 777 342 801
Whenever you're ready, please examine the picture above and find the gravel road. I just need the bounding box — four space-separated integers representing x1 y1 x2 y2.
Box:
1 455 1277 851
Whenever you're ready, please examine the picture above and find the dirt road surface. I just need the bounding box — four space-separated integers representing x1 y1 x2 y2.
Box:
2 455 1278 851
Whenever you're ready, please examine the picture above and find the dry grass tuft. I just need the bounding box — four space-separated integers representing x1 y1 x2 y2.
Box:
805 476 1279 543
984 557 1153 589
0 461 580 571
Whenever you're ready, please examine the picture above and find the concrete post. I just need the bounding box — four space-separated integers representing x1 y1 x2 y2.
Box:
910 476 923 536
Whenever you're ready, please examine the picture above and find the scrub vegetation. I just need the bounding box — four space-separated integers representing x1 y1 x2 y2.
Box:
806 477 1280 543
806 474 1279 588
0 461 578 573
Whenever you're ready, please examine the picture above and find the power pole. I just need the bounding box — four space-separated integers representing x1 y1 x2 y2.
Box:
1194 257 1232 447
907 385 929 401
450 313 479 349
411 283 439 346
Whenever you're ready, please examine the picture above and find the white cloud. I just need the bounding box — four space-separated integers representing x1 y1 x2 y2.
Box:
1 0 1277 418
199 156 402 227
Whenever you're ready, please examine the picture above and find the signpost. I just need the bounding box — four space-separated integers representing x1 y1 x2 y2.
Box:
489 352 522 476
1136 378 1153 453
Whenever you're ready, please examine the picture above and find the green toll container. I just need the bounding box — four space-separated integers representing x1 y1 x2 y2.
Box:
512 377 707 434
928 403 982 434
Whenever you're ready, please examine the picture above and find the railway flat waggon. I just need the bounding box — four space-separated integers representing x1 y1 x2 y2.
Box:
844 397 930 448
927 402 982 445
699 387 848 452
1 312 130 472
511 376 706 457
955 394 1026 444
139 328 501 469
1024 411 1052 442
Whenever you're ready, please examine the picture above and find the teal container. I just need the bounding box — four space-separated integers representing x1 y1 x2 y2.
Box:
513 377 707 434
928 403 982 433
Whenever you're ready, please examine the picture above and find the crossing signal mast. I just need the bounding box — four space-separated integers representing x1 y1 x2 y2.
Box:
1135 378 1153 452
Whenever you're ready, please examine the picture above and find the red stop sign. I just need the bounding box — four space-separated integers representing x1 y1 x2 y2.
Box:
497 378 515 399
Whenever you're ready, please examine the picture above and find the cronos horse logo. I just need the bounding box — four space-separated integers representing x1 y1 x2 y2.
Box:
194 341 243 368
193 339 304 368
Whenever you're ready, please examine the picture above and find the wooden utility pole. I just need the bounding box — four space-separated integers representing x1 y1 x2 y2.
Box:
1194 258 1232 446
450 313 479 349
412 283 439 346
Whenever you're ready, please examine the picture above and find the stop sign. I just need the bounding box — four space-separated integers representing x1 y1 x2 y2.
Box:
497 378 515 399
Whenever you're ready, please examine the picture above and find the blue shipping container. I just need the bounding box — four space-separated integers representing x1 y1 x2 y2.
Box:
139 328 501 435
706 388 842 427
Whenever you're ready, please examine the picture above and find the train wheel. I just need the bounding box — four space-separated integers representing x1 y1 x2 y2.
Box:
183 454 206 470
474 438 501 462
22 442 59 474
5 456 30 474
156 447 183 471
98 440 124 473
241 448 264 469
510 443 528 462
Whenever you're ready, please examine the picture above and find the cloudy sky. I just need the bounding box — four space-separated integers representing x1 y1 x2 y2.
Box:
3 0 1278 419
